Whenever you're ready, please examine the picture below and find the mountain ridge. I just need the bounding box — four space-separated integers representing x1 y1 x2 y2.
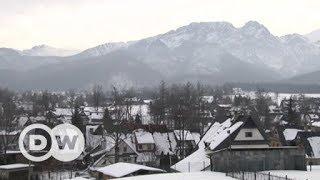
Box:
1 21 320 89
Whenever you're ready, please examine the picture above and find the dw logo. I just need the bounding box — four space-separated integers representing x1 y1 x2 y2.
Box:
19 123 85 162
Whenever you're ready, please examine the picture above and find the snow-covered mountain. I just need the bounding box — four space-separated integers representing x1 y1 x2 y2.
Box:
76 21 320 78
1 21 320 89
305 29 320 43
22 45 79 57
76 42 128 58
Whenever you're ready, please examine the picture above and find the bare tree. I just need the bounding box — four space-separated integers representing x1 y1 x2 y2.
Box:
91 84 105 111
0 90 16 164
149 81 168 125
103 86 129 163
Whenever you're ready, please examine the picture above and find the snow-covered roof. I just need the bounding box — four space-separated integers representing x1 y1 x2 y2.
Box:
152 132 177 155
202 96 213 103
134 129 155 144
14 116 29 127
143 99 152 104
58 116 72 124
0 130 20 136
96 162 165 177
309 114 319 119
123 135 157 163
172 119 244 172
64 177 95 180
218 104 232 108
83 107 105 113
5 150 21 154
283 128 302 141
29 116 46 122
53 108 73 116
0 164 33 170
208 120 243 150
312 121 320 127
308 137 320 158
90 112 104 120
172 117 251 172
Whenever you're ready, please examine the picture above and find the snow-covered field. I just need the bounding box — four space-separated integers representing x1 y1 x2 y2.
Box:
118 172 236 180
117 166 320 180
233 89 320 105
264 166 320 180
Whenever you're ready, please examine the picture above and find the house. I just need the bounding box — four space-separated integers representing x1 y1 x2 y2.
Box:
91 136 138 167
295 131 320 165
92 162 165 179
0 130 20 151
89 112 104 125
171 120 237 172
134 129 156 153
86 126 138 167
206 116 306 172
0 164 34 180
275 125 304 146
53 108 73 124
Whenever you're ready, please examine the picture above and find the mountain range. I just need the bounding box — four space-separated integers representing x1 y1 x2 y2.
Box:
1 21 320 90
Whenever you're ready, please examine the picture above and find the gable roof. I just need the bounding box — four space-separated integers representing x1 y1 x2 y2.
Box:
96 162 165 177
296 131 320 158
134 129 155 144
209 115 269 151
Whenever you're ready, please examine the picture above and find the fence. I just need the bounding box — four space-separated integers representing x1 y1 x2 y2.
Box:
30 171 78 180
171 161 210 172
226 171 293 180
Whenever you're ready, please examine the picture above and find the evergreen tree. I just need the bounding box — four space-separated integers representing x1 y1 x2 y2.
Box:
103 108 113 132
71 106 85 134
135 114 142 124
287 97 300 126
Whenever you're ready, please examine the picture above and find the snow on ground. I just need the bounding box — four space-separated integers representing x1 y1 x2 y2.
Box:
118 172 236 180
232 89 320 105
283 128 302 141
308 137 320 158
171 148 209 172
265 166 320 180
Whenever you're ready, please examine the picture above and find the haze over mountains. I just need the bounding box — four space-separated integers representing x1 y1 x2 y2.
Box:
305 29 320 43
1 21 320 90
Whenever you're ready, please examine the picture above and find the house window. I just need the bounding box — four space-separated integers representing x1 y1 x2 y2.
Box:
90 128 94 134
245 132 253 137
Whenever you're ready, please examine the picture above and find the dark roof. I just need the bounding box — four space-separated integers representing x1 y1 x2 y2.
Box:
276 125 304 146
296 131 320 157
212 115 269 151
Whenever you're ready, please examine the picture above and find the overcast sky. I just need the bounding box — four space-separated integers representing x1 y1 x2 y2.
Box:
1 0 320 50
